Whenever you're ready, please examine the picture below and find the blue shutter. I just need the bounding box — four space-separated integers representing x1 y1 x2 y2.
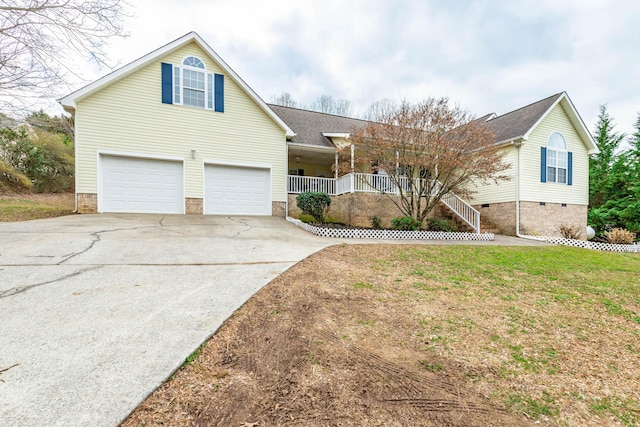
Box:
540 147 547 183
161 63 173 104
567 151 573 186
214 73 224 112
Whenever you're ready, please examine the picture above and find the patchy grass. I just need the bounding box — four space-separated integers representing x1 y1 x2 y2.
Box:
0 193 74 222
124 245 640 427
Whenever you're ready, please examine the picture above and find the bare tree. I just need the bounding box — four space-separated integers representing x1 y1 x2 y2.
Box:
310 94 353 117
344 98 510 224
0 0 129 112
270 92 297 108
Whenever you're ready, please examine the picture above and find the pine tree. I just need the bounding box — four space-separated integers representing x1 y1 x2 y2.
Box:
589 105 625 209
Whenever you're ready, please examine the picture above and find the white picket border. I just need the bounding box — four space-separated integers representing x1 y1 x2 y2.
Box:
287 217 494 241
520 234 640 253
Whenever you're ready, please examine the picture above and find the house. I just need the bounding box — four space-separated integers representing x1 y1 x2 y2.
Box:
59 31 598 237
59 32 294 216
472 93 599 237
273 94 598 237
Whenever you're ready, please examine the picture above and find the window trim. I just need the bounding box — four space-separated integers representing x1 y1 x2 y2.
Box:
546 132 568 184
173 56 215 110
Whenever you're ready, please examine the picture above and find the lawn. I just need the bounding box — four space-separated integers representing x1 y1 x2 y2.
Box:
125 244 640 426
0 193 74 222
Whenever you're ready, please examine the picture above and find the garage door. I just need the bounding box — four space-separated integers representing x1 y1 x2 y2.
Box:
204 164 270 215
101 155 183 213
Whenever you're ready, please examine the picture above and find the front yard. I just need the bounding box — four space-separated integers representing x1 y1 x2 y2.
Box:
124 245 640 426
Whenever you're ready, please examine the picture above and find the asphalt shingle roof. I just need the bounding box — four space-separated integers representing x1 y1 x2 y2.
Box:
268 104 368 148
484 93 563 143
269 93 564 148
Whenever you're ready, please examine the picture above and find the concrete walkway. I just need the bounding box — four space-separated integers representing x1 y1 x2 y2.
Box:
0 214 550 426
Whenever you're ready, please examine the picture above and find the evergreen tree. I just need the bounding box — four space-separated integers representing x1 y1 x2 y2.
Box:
589 105 625 209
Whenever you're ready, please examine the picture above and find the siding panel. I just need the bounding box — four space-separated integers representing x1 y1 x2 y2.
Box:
520 105 588 205
467 146 517 204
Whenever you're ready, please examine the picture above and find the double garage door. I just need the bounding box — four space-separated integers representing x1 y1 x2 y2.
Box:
100 155 270 215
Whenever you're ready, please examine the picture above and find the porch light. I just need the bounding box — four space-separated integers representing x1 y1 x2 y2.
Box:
191 149 196 159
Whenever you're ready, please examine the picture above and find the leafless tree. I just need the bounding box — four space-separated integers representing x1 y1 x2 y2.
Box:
343 98 510 224
310 94 353 117
0 0 129 113
270 92 298 108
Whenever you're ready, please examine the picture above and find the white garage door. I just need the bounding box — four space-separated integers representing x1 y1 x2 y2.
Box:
205 164 270 215
101 155 183 214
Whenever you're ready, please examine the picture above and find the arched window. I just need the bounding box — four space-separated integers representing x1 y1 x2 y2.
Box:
180 56 206 108
545 132 569 184
161 57 224 112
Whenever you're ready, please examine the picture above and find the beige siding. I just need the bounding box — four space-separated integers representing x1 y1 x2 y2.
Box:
467 145 517 204
520 104 589 205
75 41 287 204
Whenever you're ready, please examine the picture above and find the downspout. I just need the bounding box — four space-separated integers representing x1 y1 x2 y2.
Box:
512 140 522 237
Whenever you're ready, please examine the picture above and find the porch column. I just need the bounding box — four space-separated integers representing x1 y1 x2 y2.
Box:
334 152 339 180
350 144 355 193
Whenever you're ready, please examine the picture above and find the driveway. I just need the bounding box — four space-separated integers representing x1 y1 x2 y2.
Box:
0 214 333 427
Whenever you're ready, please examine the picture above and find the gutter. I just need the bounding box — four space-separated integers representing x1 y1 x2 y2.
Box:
510 140 543 241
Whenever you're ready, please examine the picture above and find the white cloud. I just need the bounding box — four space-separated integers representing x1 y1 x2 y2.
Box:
47 0 640 137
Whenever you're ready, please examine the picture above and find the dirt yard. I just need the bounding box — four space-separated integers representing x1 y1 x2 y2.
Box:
123 244 639 426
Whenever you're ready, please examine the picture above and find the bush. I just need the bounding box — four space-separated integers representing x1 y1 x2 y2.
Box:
391 216 421 231
558 224 581 240
0 127 74 193
370 215 382 229
604 228 636 244
426 218 458 232
296 192 331 223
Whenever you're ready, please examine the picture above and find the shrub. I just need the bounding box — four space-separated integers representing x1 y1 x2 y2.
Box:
0 127 74 193
604 228 636 244
296 192 331 223
370 215 382 229
391 216 421 231
426 218 458 232
558 224 581 240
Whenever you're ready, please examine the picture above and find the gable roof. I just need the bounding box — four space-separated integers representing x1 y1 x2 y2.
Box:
485 92 599 154
58 32 294 137
268 104 368 148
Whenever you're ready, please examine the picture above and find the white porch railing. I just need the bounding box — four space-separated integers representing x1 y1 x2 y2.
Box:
288 175 336 195
288 173 481 233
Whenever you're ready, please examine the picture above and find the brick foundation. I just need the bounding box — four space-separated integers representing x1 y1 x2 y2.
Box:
474 202 517 236
185 198 203 214
474 201 587 239
76 193 97 213
289 193 416 228
520 201 587 239
272 201 286 217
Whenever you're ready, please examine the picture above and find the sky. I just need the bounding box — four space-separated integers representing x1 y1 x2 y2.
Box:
63 0 640 138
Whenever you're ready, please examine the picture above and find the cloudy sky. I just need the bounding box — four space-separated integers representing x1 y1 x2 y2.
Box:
73 0 639 136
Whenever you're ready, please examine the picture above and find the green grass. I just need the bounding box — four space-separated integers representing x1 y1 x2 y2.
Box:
388 245 640 425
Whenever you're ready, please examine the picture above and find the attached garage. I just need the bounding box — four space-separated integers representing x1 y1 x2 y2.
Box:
204 164 271 215
100 155 184 214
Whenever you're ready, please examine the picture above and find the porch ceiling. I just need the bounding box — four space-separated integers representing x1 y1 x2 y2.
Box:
288 145 336 165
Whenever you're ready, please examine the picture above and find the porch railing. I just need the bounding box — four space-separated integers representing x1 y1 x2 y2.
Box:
288 175 336 195
288 173 481 233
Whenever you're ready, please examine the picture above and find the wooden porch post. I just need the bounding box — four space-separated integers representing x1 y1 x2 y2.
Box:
350 144 355 193
334 152 339 180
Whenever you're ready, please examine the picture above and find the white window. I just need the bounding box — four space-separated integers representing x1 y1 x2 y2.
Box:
173 56 214 110
547 132 568 184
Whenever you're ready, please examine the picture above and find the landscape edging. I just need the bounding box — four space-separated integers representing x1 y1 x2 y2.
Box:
286 217 495 241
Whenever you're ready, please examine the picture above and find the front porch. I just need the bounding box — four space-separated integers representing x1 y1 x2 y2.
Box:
287 173 482 233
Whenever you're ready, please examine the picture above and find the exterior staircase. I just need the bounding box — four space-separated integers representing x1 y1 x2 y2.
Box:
437 202 499 234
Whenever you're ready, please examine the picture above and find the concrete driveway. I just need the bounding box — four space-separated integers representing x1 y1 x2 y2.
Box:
0 214 333 427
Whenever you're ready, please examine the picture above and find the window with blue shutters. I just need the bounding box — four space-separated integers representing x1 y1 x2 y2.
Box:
161 57 224 112
542 132 572 185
